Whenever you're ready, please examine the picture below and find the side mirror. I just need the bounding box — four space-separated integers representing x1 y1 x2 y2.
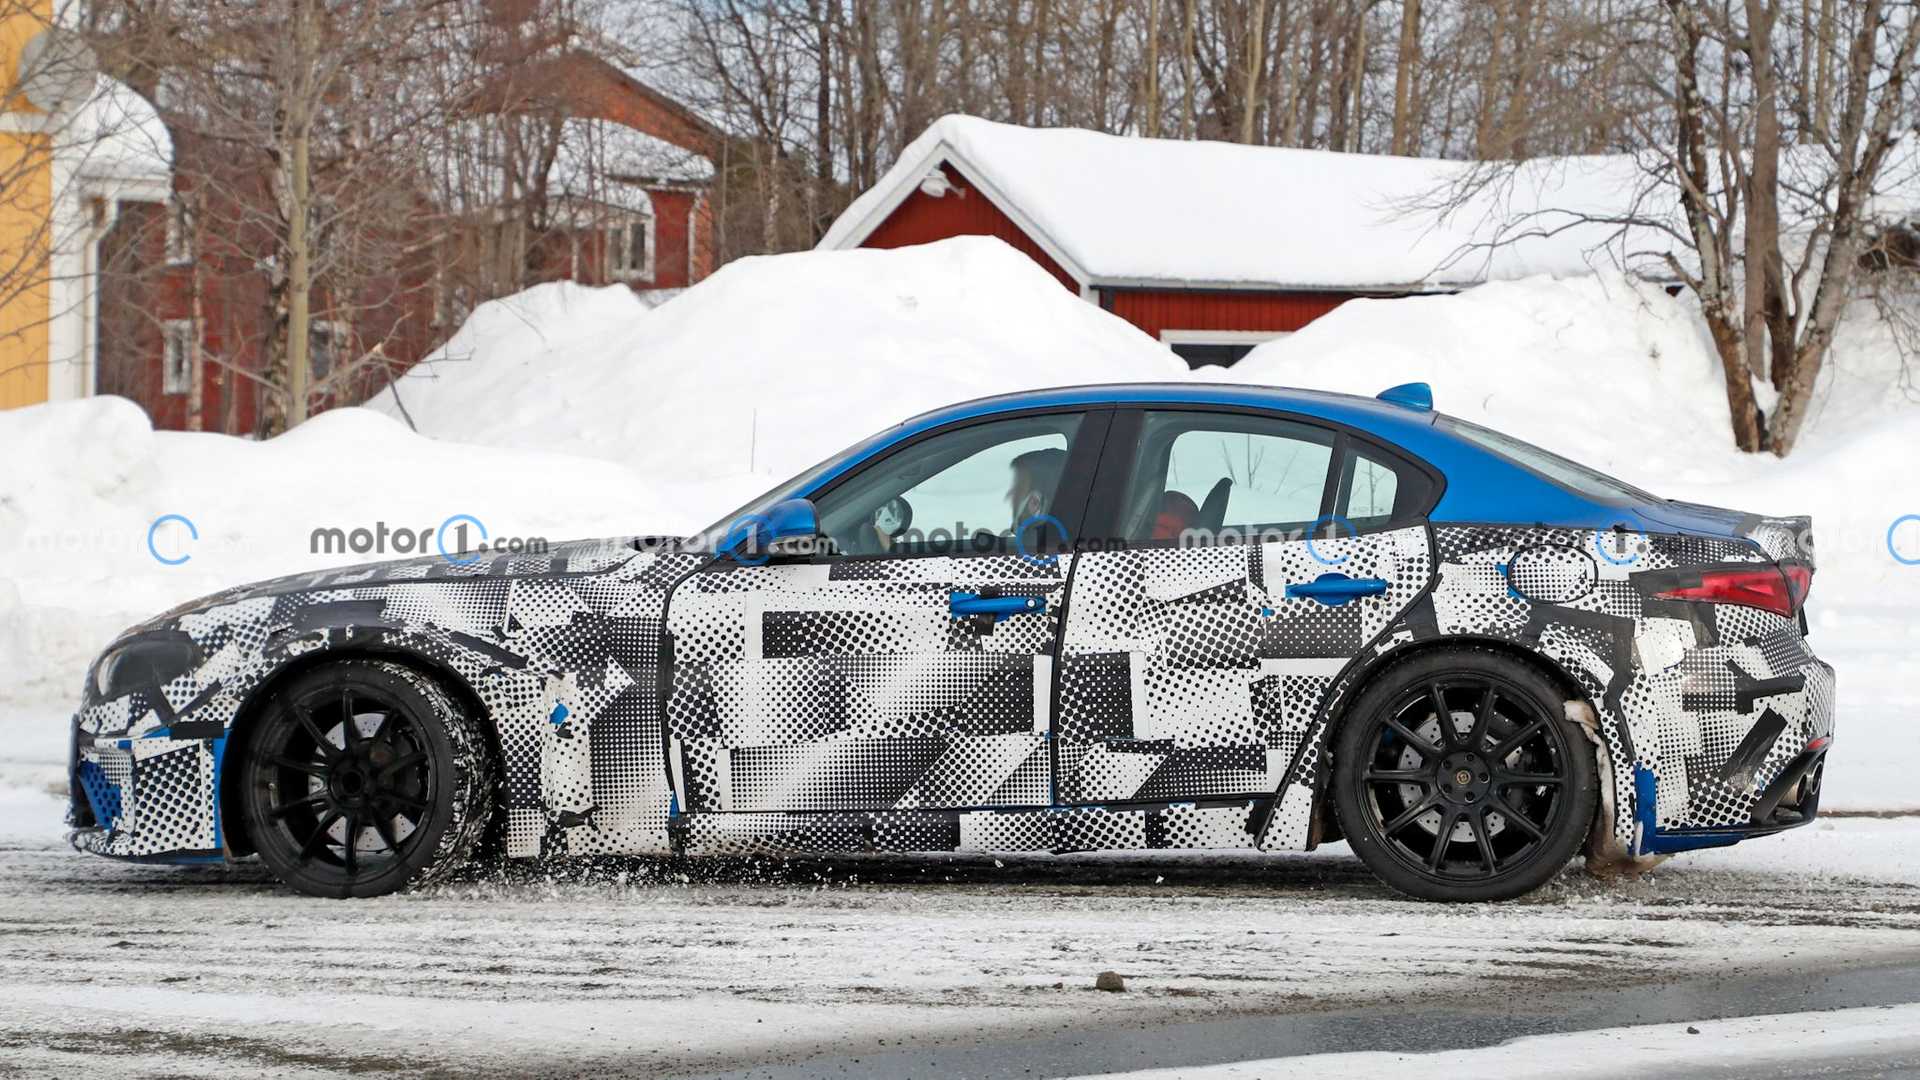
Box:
722 498 820 562
763 498 819 555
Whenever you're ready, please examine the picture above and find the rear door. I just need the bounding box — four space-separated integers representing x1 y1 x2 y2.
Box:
665 409 1108 817
1055 408 1436 807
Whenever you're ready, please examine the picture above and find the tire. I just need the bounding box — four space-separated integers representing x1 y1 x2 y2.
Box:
1332 648 1596 902
239 660 494 898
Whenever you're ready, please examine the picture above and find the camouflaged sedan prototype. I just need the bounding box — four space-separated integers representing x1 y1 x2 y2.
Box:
69 382 1833 901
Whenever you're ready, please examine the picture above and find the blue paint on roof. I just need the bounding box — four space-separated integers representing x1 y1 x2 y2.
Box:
777 383 1738 540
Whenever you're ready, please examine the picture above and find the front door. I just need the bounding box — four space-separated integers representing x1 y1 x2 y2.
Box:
665 409 1106 818
1055 408 1436 811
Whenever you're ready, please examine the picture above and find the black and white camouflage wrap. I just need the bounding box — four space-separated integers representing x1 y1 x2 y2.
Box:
69 515 1833 866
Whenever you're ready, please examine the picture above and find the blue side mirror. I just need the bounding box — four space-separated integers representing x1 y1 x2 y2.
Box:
764 498 818 547
722 498 820 562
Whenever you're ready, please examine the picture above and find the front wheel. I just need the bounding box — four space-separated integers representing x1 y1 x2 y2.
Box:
239 660 494 898
1332 649 1596 902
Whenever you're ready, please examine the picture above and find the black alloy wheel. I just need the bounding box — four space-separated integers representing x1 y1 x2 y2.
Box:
1334 649 1597 901
240 660 492 898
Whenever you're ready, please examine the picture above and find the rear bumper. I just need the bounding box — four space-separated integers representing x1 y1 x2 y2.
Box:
1634 747 1827 855
1632 656 1835 856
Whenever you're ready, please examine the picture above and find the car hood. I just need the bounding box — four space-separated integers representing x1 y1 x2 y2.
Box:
129 536 685 631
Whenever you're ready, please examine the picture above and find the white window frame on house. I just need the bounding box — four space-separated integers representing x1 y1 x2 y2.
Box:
605 214 655 283
164 199 190 265
1157 329 1291 368
161 319 193 395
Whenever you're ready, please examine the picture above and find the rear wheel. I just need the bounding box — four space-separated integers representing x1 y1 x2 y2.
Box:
1332 649 1596 901
239 660 493 898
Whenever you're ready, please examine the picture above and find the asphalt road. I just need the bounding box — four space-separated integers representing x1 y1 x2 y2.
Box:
678 955 1920 1079
4 807 1920 1079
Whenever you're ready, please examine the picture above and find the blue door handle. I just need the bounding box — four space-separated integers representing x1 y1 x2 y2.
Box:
1284 573 1389 606
950 591 1046 621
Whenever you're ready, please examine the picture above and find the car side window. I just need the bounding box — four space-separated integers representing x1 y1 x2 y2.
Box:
813 412 1084 557
1115 411 1336 544
1344 451 1399 522
1334 444 1430 531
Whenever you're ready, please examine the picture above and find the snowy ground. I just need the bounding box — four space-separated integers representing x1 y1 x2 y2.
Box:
5 777 1920 1078
1094 1004 1920 1079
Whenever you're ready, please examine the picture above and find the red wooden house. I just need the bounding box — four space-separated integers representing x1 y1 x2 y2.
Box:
92 53 719 435
819 116 1680 366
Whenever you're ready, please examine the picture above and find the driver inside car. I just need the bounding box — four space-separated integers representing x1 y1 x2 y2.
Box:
1006 447 1067 547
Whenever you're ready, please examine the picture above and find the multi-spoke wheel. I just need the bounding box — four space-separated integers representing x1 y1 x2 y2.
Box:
240 660 493 898
1333 649 1597 901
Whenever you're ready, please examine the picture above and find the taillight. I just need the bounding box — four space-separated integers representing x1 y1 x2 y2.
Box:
1781 563 1813 609
1655 565 1811 617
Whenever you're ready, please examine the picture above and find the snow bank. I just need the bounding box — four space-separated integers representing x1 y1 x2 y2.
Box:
3 242 1915 812
1230 275 1737 480
1229 272 1920 591
370 236 1188 484
0 398 675 720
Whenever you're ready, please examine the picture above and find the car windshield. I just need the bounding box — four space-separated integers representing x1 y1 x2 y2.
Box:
1436 414 1657 504
683 425 902 552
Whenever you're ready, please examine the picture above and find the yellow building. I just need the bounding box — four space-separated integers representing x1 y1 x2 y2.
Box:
1 3 171 411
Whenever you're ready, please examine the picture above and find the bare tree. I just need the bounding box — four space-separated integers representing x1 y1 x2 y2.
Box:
91 0 478 431
1638 0 1920 454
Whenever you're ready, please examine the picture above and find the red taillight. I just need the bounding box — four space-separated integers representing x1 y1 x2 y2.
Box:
1655 564 1812 617
1781 563 1813 609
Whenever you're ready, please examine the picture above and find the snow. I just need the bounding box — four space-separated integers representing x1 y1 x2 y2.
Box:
0 395 673 763
1085 1002 1920 1079
1 237 1916 815
58 75 172 183
2 795 1920 1075
822 116 1920 291
430 116 710 220
370 236 1189 484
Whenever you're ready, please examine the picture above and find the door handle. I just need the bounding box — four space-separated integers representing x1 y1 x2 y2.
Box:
949 591 1046 622
1284 573 1389 606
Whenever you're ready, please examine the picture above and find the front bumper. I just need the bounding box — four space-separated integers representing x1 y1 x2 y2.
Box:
68 719 228 863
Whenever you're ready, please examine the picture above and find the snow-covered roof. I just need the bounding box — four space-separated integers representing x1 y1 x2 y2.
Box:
56 76 173 185
822 116 1920 292
429 115 711 220
553 117 713 189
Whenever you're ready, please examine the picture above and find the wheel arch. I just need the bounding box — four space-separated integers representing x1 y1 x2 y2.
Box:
216 642 498 858
1306 634 1606 843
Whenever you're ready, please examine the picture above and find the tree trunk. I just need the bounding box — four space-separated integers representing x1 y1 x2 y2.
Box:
1240 0 1265 142
1741 0 1782 382
1707 309 1768 452
1812 0 1836 139
1180 0 1196 136
812 0 834 239
1144 0 1162 136
1390 0 1420 154
1665 0 1764 452
287 119 311 428
1477 0 1510 157
1345 2 1368 152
